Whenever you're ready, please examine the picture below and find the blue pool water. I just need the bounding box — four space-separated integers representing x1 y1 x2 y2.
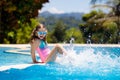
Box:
0 45 120 80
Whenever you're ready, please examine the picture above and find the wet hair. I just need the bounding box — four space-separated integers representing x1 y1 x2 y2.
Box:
30 24 47 43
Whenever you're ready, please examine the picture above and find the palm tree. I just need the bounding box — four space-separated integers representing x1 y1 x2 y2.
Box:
89 0 120 22
90 0 120 43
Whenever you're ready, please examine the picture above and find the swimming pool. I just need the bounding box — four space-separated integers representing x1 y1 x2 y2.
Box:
0 44 120 80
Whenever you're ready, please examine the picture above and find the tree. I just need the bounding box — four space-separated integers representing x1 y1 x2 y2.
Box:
90 0 120 19
102 20 118 43
65 28 84 43
80 10 119 44
88 0 120 43
0 0 49 43
16 18 39 44
52 20 66 43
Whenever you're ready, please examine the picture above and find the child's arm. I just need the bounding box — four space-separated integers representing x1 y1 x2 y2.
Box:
31 44 37 63
30 39 40 63
31 48 36 63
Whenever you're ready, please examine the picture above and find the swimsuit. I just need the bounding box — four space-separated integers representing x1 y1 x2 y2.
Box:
36 40 50 62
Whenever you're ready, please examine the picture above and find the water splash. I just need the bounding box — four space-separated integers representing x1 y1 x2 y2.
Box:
87 33 92 44
61 37 120 68
57 44 120 74
69 37 74 50
56 45 120 78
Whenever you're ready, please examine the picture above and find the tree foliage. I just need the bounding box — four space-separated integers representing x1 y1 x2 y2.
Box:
51 20 66 43
80 10 119 44
0 0 119 44
0 0 49 43
65 28 84 43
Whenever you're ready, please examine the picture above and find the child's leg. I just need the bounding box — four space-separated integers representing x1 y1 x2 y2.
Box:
56 44 67 55
45 44 67 63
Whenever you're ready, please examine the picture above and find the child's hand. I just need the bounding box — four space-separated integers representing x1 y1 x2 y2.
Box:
33 61 39 63
33 61 44 64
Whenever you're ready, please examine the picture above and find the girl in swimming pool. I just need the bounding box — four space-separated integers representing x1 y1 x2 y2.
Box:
30 24 67 63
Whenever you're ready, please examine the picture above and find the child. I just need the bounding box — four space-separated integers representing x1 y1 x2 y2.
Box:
30 24 67 63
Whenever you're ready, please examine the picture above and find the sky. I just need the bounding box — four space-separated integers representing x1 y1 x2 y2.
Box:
40 0 92 14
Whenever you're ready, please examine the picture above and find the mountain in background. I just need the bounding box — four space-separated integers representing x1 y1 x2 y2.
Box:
38 11 84 30
39 11 84 20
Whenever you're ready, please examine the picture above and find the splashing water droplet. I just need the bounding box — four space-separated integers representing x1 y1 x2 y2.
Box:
58 44 120 75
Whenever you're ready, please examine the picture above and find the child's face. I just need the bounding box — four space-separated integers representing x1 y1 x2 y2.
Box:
37 24 47 40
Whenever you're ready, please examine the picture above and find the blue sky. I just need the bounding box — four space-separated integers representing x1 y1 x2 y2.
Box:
40 0 92 13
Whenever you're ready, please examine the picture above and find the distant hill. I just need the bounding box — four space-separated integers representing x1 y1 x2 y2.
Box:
38 11 84 20
38 11 84 30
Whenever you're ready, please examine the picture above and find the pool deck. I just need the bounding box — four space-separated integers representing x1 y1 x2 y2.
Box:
0 44 120 47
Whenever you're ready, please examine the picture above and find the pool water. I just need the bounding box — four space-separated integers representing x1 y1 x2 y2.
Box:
0 45 120 80
0 47 32 66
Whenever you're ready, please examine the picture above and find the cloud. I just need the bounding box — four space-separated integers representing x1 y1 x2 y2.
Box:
47 7 64 14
